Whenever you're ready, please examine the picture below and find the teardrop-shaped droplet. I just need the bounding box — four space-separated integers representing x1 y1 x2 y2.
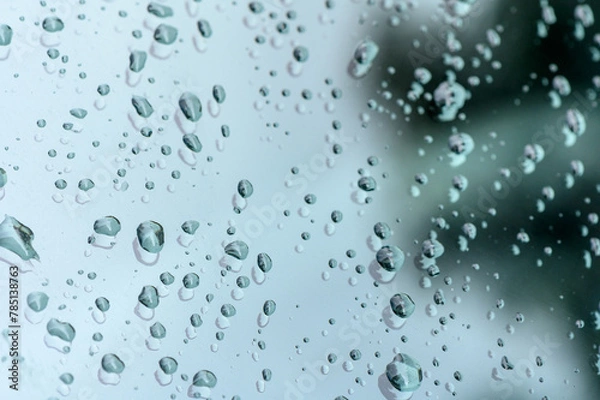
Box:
138 285 159 309
237 179 254 198
131 96 154 118
257 252 272 272
178 92 202 122
197 20 212 38
390 293 415 318
263 300 276 316
182 134 202 153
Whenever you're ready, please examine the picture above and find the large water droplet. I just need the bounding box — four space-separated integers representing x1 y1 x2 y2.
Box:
27 291 49 312
0 215 39 261
179 92 202 122
376 245 405 272
42 16 64 33
193 370 217 388
0 25 13 46
154 24 178 45
136 221 164 253
138 285 160 309
386 353 423 392
131 96 154 118
47 318 76 342
94 216 121 236
101 353 125 374
225 240 249 260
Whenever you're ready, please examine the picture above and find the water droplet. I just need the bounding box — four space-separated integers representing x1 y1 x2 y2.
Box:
0 25 13 46
101 353 125 374
225 240 249 260
237 179 254 198
136 221 164 253
197 20 213 38
27 291 49 312
129 50 147 72
263 300 276 316
390 293 416 318
42 16 64 33
0 215 39 260
159 357 178 375
94 216 121 236
147 3 174 18
131 96 154 118
47 318 76 342
138 285 160 309
179 92 202 122
193 370 217 387
386 353 423 392
153 24 178 45
376 245 405 272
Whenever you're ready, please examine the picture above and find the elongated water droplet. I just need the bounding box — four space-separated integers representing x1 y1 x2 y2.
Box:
131 96 154 118
197 20 213 38
390 293 415 318
237 179 254 198
94 216 121 236
0 24 13 46
179 92 202 122
0 168 7 188
263 300 276 316
182 134 202 153
47 318 76 342
129 50 147 72
257 252 272 272
147 3 173 18
212 85 226 104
